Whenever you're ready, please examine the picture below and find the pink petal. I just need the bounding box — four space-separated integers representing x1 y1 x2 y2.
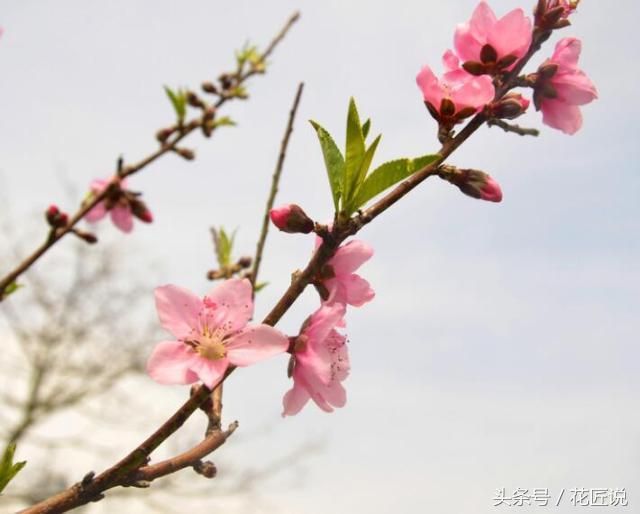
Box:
487 8 532 60
225 324 288 366
541 99 583 135
305 304 346 346
282 382 311 417
553 71 598 105
469 1 497 40
110 205 133 233
155 284 203 340
442 49 460 73
450 75 495 111
85 202 107 222
90 178 109 193
416 66 445 109
205 278 253 334
331 240 374 276
323 382 347 409
296 347 333 386
147 340 199 385
454 24 484 63
552 37 581 69
342 274 375 307
189 357 229 389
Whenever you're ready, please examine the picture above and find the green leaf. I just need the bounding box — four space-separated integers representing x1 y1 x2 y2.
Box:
212 227 236 268
3 282 22 298
362 119 371 140
212 116 236 128
310 120 345 211
164 86 187 124
352 154 440 209
345 134 382 214
0 443 26 494
343 98 365 209
254 281 269 293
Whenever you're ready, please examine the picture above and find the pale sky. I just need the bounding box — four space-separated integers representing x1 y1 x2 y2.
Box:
1 1 639 513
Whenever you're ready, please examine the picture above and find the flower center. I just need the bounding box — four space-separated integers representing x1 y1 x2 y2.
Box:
195 333 227 360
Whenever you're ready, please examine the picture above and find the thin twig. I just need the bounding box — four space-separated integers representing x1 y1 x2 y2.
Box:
0 12 301 302
251 82 305 289
488 118 540 137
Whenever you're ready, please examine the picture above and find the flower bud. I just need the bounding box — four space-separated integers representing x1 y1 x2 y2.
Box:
490 93 530 120
130 199 154 223
439 166 503 203
269 204 314 234
72 229 98 244
201 81 218 94
175 147 195 160
45 204 69 228
156 127 174 143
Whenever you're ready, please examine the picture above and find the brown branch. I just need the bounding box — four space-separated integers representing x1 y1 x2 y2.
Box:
488 118 540 137
20 23 550 514
125 422 237 484
0 11 301 302
251 82 305 289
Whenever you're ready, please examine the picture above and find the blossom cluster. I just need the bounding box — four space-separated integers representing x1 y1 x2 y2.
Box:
416 1 597 135
145 217 375 416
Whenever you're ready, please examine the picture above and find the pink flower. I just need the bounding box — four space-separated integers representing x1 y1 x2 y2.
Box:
147 278 288 389
85 177 153 233
317 239 375 307
417 50 495 125
536 38 598 135
270 204 314 234
282 304 349 416
454 1 532 73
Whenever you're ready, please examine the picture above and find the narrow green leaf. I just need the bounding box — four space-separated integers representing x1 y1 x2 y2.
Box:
362 119 371 140
164 86 187 123
310 120 344 210
345 134 382 214
3 282 22 298
343 98 365 208
212 116 236 128
0 443 26 494
254 281 269 293
352 154 440 209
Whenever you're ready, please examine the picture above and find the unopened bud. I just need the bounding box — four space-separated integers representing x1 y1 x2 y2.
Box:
490 93 530 120
201 81 218 94
45 204 69 228
175 147 195 161
156 127 174 143
72 229 98 244
440 166 503 203
130 199 154 223
269 204 314 234
186 91 205 109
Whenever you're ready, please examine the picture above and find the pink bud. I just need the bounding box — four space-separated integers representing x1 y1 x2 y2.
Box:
479 176 503 202
269 204 314 234
440 166 503 203
45 204 69 227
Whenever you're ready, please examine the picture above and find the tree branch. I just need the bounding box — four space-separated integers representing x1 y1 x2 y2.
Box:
0 11 301 302
251 82 305 289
